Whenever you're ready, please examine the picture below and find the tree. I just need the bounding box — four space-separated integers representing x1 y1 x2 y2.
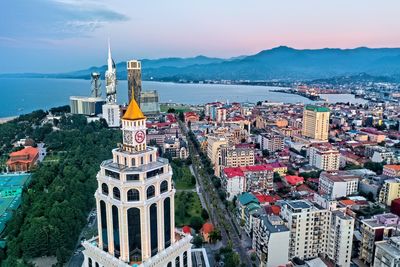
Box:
190 216 204 232
262 149 270 157
273 172 281 182
209 229 222 243
201 209 209 221
192 235 203 248
167 108 176 113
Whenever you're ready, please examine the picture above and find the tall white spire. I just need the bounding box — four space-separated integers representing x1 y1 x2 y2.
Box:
107 38 113 71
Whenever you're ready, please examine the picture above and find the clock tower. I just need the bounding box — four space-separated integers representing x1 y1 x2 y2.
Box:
121 99 147 152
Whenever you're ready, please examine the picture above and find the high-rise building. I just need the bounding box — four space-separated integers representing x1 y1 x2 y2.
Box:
103 41 121 127
302 105 330 141
82 98 192 267
280 200 354 266
127 60 142 105
140 90 160 114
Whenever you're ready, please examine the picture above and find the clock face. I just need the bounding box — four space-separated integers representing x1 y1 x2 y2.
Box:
123 130 133 144
135 130 145 143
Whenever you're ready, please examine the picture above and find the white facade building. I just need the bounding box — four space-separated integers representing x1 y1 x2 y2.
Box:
308 144 340 171
102 103 121 128
319 171 360 199
374 236 400 267
82 98 192 267
280 200 354 266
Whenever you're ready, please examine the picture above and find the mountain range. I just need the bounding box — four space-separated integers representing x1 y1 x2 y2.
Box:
3 46 400 81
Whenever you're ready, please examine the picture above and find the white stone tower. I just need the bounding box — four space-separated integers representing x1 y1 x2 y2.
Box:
102 40 121 127
83 98 192 267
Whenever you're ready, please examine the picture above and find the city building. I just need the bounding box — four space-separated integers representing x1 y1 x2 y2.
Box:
258 132 284 152
222 165 274 199
7 146 39 172
280 200 353 266
280 200 330 260
360 213 400 265
308 143 340 171
163 136 189 160
318 171 360 199
302 105 330 141
374 236 400 267
379 179 400 206
140 90 160 114
102 42 121 127
327 210 354 266
70 96 105 116
252 214 290 267
216 145 255 177
183 112 199 123
383 165 400 178
82 98 192 267
127 60 142 105
206 135 228 167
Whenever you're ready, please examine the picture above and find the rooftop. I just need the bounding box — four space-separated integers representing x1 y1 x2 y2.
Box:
305 105 330 113
122 99 145 121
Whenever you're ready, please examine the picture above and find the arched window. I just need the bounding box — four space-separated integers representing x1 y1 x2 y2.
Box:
175 256 180 267
131 158 135 166
112 205 120 258
183 251 188 267
102 183 109 196
147 185 155 199
113 187 120 200
95 263 99 267
167 262 172 267
160 180 168 194
150 203 158 256
127 207 141 262
100 201 108 252
88 258 92 267
164 198 171 248
127 189 140 201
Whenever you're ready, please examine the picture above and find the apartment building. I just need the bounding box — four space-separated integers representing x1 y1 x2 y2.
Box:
309 143 340 171
216 145 255 177
280 200 353 266
379 179 400 206
280 200 330 260
360 213 400 265
258 132 285 152
221 165 274 200
327 210 354 266
206 135 228 166
374 236 400 267
318 171 360 199
302 105 330 141
383 165 400 178
252 214 290 267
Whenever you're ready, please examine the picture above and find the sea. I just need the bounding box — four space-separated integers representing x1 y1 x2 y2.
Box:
0 78 367 118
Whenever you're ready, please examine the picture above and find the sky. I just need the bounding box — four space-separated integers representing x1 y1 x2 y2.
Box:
1 0 400 73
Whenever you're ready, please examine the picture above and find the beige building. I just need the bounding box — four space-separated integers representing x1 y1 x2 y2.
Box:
302 105 330 141
379 178 400 206
216 145 255 177
206 135 228 166
82 98 192 267
280 200 353 266
309 143 340 171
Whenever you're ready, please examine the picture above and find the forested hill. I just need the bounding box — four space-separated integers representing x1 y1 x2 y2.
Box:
3 46 400 81
0 108 121 265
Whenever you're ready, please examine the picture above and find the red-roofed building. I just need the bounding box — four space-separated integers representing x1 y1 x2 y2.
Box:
222 164 274 200
7 146 39 172
265 205 281 215
201 223 214 243
184 112 199 123
263 162 287 176
165 113 177 123
253 193 281 205
285 175 304 186
383 165 400 177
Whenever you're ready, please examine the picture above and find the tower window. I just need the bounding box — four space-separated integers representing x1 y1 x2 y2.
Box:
131 158 135 166
160 180 168 194
113 187 121 200
102 183 109 196
127 174 140 181
147 185 155 199
127 189 140 201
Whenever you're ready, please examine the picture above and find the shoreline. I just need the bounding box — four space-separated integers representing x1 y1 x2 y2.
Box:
0 116 18 124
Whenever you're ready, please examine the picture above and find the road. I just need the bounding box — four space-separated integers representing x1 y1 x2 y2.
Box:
181 122 253 267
